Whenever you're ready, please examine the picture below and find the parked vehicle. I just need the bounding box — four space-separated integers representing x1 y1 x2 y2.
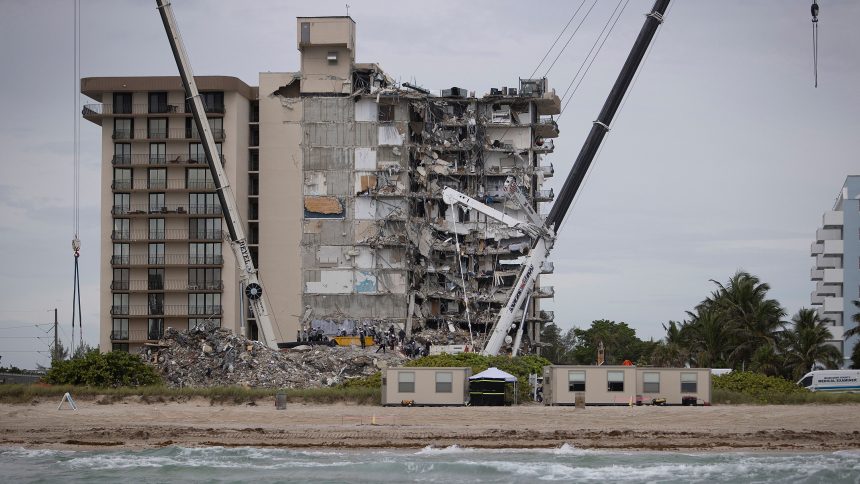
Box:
797 370 860 392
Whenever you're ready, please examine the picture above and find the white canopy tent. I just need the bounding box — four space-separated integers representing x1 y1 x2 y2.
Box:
469 367 518 404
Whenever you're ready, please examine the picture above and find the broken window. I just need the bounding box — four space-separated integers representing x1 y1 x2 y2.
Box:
300 22 310 44
378 104 395 122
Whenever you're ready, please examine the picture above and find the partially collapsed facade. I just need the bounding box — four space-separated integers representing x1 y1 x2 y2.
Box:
85 16 560 354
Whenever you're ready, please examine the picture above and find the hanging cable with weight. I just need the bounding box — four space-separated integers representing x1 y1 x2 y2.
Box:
811 1 819 88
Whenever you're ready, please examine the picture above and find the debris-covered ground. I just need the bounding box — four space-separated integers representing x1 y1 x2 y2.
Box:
142 328 406 388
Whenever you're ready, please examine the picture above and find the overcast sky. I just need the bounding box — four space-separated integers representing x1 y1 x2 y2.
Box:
0 0 857 369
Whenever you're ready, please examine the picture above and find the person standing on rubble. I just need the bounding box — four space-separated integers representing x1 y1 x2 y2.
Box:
359 327 366 349
398 328 406 345
375 337 386 354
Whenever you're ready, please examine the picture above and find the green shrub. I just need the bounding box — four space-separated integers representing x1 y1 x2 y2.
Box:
713 371 808 404
45 351 161 387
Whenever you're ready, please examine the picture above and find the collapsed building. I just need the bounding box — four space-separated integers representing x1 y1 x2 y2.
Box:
85 16 560 356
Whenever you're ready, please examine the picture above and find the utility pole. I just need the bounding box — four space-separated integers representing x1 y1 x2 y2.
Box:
53 308 58 363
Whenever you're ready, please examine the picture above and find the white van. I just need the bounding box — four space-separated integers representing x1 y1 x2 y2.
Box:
797 370 860 392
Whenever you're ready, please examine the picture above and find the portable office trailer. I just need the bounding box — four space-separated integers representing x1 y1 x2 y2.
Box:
542 366 711 406
382 367 471 406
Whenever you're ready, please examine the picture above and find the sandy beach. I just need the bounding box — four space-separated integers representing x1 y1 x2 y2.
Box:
2 398 859 452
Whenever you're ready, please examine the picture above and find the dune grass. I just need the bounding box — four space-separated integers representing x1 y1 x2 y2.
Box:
713 388 860 405
0 384 380 405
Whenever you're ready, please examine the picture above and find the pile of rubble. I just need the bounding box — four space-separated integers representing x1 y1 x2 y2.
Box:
142 327 406 388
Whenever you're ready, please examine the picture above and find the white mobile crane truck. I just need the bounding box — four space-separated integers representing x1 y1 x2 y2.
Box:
155 0 281 349
442 0 671 356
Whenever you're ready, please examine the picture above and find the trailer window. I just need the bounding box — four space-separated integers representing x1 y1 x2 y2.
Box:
681 372 698 393
435 372 453 393
643 372 660 393
607 371 624 392
799 376 813 388
398 372 415 393
568 370 585 392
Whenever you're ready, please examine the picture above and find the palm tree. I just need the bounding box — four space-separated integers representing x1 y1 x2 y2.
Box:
684 308 732 368
705 271 786 369
782 308 842 380
651 321 690 367
842 300 860 368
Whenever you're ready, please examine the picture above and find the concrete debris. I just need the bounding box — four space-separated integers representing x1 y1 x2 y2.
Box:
143 327 406 388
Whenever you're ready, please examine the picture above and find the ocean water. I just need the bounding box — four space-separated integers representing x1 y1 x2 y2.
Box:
1 445 859 483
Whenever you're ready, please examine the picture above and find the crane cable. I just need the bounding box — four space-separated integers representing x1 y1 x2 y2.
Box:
811 1 819 88
542 0 600 78
71 0 83 355
528 0 588 79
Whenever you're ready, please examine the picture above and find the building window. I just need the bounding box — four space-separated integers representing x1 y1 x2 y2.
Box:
111 294 129 317
148 243 164 265
300 22 310 44
200 92 224 113
113 93 132 114
681 372 698 393
148 268 164 290
187 168 213 189
113 167 132 190
189 218 221 240
112 343 130 353
114 143 131 165
113 193 130 215
149 192 166 213
643 372 660 393
148 293 164 315
186 117 223 138
148 318 164 340
112 218 129 240
189 242 222 265
398 371 415 393
568 370 585 392
249 173 259 196
188 268 221 290
150 143 166 164
112 243 129 265
148 118 167 139
111 318 128 340
189 293 221 316
113 118 133 139
148 92 168 114
249 149 259 171
190 193 219 214
149 218 164 240
607 371 624 392
148 168 167 189
112 268 129 291
435 371 453 393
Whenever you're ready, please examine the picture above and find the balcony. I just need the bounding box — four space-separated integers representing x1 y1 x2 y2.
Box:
116 229 223 242
112 279 223 292
110 254 224 266
113 305 222 317
810 291 824 305
111 153 224 166
527 310 555 323
823 240 844 255
534 188 554 202
112 204 220 216
822 211 843 227
810 267 823 281
110 329 161 343
823 297 844 313
83 103 225 117
810 242 823 256
538 164 554 177
816 227 842 242
815 254 841 269
533 139 555 152
110 128 225 142
823 268 844 284
533 116 559 138
540 261 554 274
533 286 555 298
111 178 216 191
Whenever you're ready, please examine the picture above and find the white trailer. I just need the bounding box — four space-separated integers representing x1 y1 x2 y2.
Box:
797 370 860 392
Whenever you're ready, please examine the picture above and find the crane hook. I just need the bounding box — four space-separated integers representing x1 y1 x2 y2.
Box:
811 1 819 22
811 1 820 87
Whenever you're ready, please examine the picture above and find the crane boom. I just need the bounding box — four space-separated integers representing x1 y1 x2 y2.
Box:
447 0 671 355
155 0 279 348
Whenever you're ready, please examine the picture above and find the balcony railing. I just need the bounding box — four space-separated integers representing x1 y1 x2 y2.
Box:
110 329 158 342
83 103 225 116
111 280 223 291
115 229 223 242
110 254 224 266
189 230 225 241
111 153 224 166
111 128 225 141
111 179 216 191
110 329 129 340
111 204 221 215
109 305 129 315
113 305 222 317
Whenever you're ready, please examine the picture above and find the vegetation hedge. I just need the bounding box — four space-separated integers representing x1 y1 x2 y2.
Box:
712 371 808 404
45 351 162 387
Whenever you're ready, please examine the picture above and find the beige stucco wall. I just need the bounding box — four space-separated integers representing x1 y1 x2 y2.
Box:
635 367 711 404
383 367 471 406
257 73 303 342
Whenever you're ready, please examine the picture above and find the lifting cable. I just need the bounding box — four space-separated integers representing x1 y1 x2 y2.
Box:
71 0 83 355
558 0 630 119
811 1 819 88
529 0 588 79
542 0 599 78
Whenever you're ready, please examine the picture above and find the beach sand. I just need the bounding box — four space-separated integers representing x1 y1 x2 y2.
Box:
2 399 858 451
